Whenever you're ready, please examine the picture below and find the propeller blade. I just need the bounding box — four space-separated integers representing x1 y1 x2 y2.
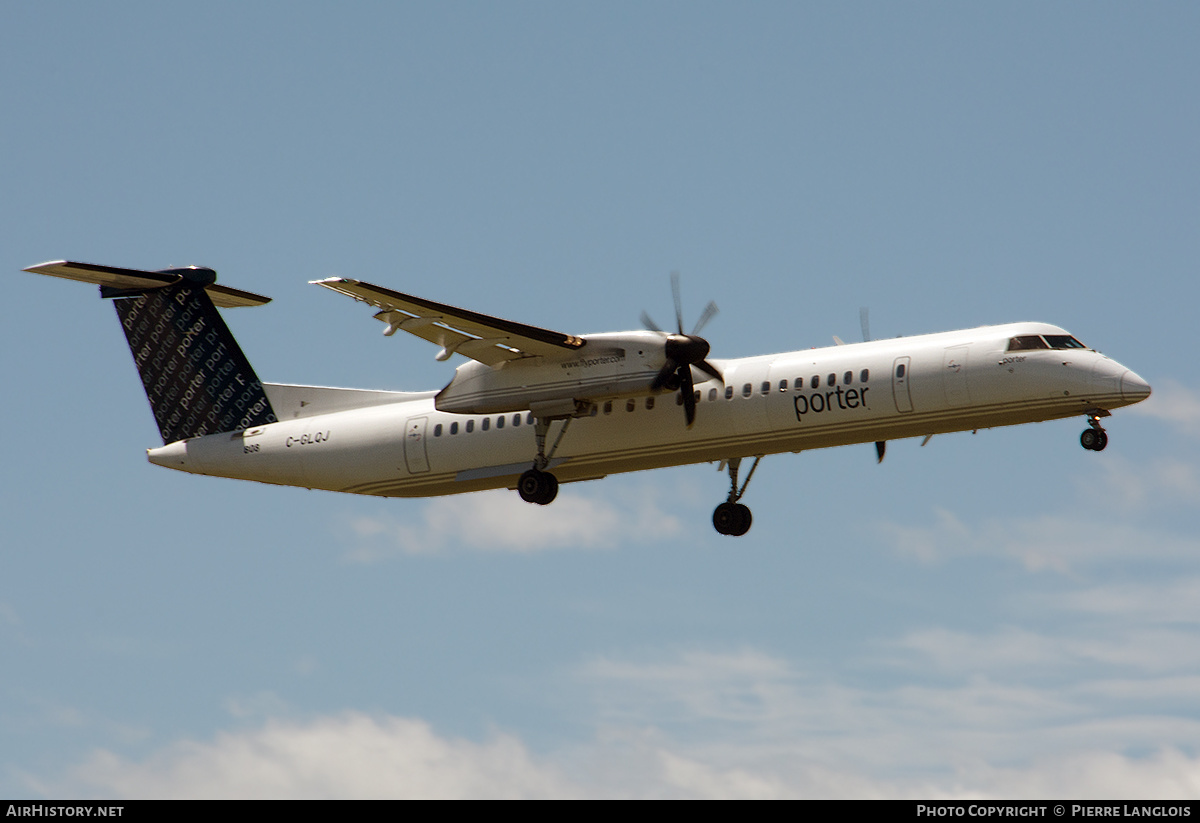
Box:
680 366 697 426
696 359 723 383
640 310 663 333
643 272 721 428
692 300 719 335
650 360 678 391
860 307 871 343
875 440 886 463
670 270 684 334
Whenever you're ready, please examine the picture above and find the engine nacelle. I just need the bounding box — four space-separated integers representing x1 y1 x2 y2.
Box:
434 331 668 415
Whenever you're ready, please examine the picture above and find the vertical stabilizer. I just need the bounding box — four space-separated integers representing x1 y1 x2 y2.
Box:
113 283 277 443
22 260 277 443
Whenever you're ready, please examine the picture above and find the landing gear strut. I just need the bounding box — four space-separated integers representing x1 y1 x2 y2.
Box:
517 415 573 505
713 456 761 536
1080 412 1109 452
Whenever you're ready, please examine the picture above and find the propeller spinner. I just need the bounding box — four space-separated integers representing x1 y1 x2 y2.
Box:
641 272 722 426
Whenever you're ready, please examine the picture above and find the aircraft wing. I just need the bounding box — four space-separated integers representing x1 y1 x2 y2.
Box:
312 278 586 366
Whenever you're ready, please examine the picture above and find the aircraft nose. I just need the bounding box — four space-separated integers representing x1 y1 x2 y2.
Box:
1121 369 1151 403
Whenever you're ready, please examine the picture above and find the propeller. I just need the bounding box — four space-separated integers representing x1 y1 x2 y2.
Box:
641 272 722 427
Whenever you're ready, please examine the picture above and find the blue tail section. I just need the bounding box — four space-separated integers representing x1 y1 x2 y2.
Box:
23 260 277 443
112 282 277 443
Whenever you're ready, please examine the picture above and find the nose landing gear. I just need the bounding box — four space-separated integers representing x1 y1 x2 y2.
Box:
1080 412 1109 451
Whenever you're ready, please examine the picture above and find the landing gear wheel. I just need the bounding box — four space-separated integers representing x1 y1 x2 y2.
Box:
518 468 559 505
1080 429 1108 451
713 502 752 536
713 502 736 534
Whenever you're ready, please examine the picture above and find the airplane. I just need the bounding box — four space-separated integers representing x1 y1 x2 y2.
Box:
21 260 1152 537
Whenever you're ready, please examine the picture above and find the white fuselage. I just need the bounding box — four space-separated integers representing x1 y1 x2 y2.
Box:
147 322 1149 498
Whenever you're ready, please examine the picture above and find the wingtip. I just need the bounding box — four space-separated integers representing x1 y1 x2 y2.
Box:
22 259 69 274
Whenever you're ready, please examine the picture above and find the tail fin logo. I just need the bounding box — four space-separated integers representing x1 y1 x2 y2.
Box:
114 283 276 443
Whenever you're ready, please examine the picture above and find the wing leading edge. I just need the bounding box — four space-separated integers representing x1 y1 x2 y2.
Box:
312 277 585 366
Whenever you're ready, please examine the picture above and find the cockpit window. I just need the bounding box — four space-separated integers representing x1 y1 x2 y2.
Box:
1044 334 1087 350
1007 335 1049 351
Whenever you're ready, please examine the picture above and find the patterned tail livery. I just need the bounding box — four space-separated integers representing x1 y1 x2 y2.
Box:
22 261 277 443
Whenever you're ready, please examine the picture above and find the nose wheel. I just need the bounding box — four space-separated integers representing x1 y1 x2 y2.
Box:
1080 413 1109 451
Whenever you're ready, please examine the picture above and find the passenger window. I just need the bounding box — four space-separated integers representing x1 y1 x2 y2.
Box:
1008 335 1049 351
676 391 684 406
725 386 734 400
512 414 521 426
742 383 752 397
827 373 836 387
761 381 770 395
896 364 906 379
811 375 819 389
496 415 504 429
589 405 598 417
860 369 869 383
626 399 636 412
779 379 788 392
526 412 534 425
466 419 475 433
694 390 701 403
708 388 717 402
646 397 655 410
434 424 442 437
481 417 490 431
604 401 613 414
844 371 852 385
450 422 459 435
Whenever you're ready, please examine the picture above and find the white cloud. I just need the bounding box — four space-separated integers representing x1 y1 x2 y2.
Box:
52 707 1200 799
62 713 577 799
1053 577 1200 624
1128 379 1200 436
1082 455 1200 514
341 484 684 560
894 625 1200 676
40 637 1200 799
878 508 1199 572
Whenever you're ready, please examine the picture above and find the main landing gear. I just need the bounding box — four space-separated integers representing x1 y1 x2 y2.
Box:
518 467 558 505
1080 411 1110 452
713 456 761 536
517 415 573 505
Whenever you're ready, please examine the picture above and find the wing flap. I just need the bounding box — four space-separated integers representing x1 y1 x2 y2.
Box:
313 277 586 365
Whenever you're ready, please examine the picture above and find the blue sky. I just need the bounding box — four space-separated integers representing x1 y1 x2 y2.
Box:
2 2 1199 798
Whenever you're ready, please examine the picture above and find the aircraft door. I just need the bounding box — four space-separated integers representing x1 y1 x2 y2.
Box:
942 346 970 407
892 357 913 413
404 416 431 474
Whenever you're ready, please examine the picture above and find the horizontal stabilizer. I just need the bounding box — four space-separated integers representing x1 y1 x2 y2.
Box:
23 260 271 308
